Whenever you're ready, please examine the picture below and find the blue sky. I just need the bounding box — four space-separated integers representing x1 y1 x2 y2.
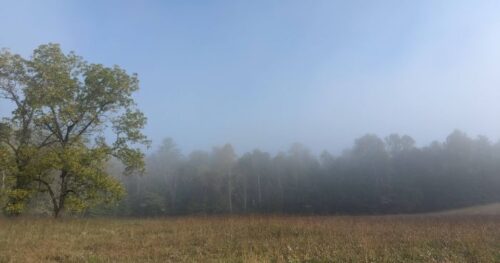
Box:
2 0 500 154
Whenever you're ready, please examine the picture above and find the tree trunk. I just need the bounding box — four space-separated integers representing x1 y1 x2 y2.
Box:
227 169 232 213
278 175 284 212
257 173 262 207
171 175 177 213
243 175 247 212
1 171 4 191
54 206 61 218
56 170 69 218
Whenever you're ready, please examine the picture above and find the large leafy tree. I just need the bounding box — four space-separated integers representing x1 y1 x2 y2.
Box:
0 44 149 217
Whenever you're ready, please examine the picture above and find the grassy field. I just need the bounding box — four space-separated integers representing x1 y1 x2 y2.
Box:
0 215 499 262
432 202 500 216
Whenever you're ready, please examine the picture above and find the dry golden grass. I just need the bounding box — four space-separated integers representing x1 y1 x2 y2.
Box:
433 202 500 216
0 215 499 262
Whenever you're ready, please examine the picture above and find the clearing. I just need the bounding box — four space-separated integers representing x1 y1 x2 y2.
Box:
0 214 499 262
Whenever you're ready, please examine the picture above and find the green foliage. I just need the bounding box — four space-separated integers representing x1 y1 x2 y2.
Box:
3 189 30 215
0 43 148 217
0 144 16 213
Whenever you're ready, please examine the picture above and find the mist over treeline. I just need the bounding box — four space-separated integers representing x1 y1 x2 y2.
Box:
92 130 500 216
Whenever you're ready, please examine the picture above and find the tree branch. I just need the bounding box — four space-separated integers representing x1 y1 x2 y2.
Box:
34 177 59 212
49 106 64 144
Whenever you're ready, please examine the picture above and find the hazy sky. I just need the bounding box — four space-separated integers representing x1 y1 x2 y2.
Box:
1 0 500 154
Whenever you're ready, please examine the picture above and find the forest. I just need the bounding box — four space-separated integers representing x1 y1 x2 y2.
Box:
1 44 499 218
99 130 500 217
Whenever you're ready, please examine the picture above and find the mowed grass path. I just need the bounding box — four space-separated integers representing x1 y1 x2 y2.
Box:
0 215 499 262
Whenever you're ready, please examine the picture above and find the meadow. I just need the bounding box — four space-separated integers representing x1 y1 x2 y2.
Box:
0 214 499 262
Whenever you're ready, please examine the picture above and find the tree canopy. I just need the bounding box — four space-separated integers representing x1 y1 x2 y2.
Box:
111 131 500 217
0 44 149 217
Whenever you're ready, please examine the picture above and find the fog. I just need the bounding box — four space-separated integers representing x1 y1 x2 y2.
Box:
100 130 500 216
2 0 500 155
2 3 500 262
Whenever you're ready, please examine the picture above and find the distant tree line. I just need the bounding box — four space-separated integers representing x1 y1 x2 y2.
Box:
99 130 500 216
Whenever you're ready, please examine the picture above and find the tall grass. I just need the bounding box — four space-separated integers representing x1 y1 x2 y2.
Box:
0 215 499 262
